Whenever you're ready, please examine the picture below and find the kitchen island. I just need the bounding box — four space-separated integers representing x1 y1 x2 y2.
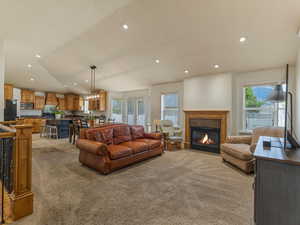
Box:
46 119 72 139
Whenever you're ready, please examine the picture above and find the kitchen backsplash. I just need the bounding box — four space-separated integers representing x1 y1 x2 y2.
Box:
20 110 42 117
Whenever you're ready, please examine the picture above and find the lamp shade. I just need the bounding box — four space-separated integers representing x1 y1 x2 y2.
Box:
266 85 285 102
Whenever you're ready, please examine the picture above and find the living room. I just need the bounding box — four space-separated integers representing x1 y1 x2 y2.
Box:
1 1 300 225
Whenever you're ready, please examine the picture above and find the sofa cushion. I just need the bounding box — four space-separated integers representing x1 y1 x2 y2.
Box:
107 145 133 160
120 141 148 154
100 128 114 145
113 125 132 144
130 125 145 140
135 138 161 149
221 143 253 161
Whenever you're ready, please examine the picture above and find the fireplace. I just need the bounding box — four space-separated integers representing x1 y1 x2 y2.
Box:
184 110 229 152
190 118 221 153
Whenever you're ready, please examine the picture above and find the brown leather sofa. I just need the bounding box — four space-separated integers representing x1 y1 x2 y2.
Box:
76 124 163 174
221 127 284 173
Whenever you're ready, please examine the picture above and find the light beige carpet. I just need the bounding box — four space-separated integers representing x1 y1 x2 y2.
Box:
13 135 253 225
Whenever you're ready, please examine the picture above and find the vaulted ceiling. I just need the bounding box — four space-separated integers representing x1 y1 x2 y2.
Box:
1 0 300 93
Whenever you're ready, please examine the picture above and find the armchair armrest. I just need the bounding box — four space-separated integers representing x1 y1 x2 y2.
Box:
144 132 162 140
225 136 252 145
76 139 109 156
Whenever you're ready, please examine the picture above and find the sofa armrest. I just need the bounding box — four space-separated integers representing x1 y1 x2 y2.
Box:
144 132 162 140
226 136 252 145
76 139 108 156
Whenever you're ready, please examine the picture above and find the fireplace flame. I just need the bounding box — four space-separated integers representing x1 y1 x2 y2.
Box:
199 134 215 145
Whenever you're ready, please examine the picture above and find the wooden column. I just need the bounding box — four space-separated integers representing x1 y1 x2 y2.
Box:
9 125 33 221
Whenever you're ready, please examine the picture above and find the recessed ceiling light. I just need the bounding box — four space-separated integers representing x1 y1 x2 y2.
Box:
155 59 160 64
85 80 89 83
30 78 34 81
73 82 77 86
184 70 189 74
27 64 32 68
122 24 129 30
214 64 220 69
239 37 247 43
35 54 41 58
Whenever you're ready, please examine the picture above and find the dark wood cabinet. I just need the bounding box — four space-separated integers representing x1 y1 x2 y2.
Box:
254 136 300 225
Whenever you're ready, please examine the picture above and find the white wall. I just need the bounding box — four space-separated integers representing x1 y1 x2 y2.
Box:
183 73 233 135
0 40 4 121
232 67 295 135
295 49 300 138
183 73 232 110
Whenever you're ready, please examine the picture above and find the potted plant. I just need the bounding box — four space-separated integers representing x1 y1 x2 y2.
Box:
54 111 64 119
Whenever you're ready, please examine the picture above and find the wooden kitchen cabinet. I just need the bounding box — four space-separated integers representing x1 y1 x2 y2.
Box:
89 90 107 111
73 96 84 111
34 96 45 110
21 89 35 103
98 90 107 111
57 97 65 110
4 84 13 100
46 93 58 105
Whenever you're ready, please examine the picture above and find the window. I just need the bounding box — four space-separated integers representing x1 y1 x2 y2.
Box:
126 98 146 126
83 99 89 113
161 93 180 126
111 99 123 122
243 85 285 131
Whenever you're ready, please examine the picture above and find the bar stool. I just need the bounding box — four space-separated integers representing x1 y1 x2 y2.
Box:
48 125 58 139
40 120 48 138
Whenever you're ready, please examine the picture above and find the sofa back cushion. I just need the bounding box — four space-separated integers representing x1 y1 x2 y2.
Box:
95 128 114 145
113 125 132 144
86 126 114 143
131 125 145 140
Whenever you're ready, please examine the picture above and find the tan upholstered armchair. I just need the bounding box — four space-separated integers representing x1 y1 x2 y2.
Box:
221 127 284 173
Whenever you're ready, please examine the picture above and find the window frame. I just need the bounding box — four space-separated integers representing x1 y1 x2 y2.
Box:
111 98 123 123
160 92 180 127
242 83 285 131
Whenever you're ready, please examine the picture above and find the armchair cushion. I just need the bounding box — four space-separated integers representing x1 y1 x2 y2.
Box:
226 136 252 145
221 143 253 161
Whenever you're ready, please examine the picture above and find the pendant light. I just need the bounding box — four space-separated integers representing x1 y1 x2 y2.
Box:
88 65 97 99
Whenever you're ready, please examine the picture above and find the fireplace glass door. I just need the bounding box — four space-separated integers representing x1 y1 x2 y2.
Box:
191 127 220 153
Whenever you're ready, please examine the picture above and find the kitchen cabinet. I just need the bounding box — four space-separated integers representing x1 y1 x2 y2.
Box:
46 93 58 105
34 96 45 110
57 97 65 110
74 96 84 111
65 94 83 111
21 89 35 103
4 84 13 100
88 90 107 111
